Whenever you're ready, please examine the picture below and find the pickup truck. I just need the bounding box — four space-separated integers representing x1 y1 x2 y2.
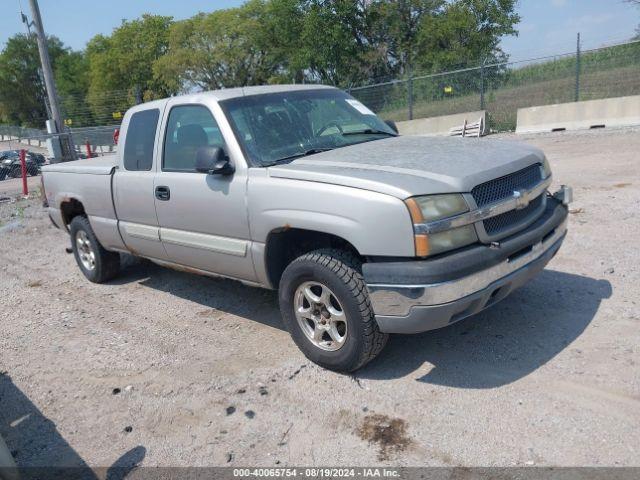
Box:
41 85 572 372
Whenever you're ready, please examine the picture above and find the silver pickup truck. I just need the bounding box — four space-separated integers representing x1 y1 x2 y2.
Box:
42 85 572 372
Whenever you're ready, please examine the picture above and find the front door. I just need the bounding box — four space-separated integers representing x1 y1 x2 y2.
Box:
153 103 256 282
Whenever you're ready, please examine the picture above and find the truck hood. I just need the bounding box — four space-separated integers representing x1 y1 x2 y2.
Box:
267 136 545 198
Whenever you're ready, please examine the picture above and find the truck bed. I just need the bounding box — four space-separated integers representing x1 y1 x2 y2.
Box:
42 156 125 252
42 155 117 175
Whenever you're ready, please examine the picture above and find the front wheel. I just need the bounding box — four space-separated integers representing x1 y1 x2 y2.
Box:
69 216 120 283
279 249 388 372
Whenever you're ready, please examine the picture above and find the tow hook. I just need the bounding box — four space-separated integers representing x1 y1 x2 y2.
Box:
553 185 573 206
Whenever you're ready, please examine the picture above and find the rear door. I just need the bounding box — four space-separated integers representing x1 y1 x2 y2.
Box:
153 101 255 281
113 107 169 261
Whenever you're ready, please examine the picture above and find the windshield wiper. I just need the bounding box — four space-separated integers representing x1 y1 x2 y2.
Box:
341 129 397 137
265 148 334 166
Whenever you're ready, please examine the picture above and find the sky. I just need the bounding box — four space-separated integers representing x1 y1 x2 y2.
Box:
0 0 638 62
500 0 639 62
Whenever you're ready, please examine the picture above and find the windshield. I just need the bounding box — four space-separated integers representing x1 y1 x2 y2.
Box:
220 89 396 166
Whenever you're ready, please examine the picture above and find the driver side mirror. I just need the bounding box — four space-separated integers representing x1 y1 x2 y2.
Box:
194 146 235 176
385 120 399 134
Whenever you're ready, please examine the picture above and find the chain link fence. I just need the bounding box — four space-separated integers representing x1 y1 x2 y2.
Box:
0 125 118 159
350 39 640 131
1 38 639 155
0 125 117 184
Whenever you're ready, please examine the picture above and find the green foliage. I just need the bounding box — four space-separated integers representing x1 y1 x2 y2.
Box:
55 51 92 126
296 1 377 85
371 0 445 76
259 0 447 87
0 0 521 128
153 0 520 90
86 14 175 123
507 42 640 85
154 2 273 91
256 0 306 83
416 0 519 72
355 39 640 132
0 34 66 127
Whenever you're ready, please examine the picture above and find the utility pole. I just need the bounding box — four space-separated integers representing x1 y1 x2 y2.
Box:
28 0 75 161
480 59 486 110
575 32 581 102
407 60 414 121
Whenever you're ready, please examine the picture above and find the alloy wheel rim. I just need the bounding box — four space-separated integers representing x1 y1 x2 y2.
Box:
75 230 96 271
294 281 348 351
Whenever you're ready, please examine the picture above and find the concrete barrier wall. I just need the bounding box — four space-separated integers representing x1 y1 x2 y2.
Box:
396 110 487 136
516 95 640 134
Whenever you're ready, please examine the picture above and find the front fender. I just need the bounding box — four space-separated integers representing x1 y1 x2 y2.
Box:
248 172 415 257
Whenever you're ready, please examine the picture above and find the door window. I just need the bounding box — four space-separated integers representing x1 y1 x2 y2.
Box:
163 105 225 172
123 109 160 171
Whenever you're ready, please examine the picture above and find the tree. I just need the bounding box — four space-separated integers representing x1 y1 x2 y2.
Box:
2 0 523 128
156 0 419 90
254 0 307 83
627 0 640 39
416 0 519 73
261 0 398 87
295 1 373 85
0 34 67 127
55 51 93 126
85 14 174 124
368 0 445 78
154 2 273 92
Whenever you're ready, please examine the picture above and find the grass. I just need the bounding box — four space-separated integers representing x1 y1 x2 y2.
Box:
363 42 640 131
15 204 25 219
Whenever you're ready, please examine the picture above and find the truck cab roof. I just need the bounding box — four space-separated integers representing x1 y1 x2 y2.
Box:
128 84 337 114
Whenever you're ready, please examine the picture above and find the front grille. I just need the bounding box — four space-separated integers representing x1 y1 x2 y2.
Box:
483 194 544 236
471 164 542 207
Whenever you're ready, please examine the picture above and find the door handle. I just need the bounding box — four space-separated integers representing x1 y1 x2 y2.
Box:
155 186 170 201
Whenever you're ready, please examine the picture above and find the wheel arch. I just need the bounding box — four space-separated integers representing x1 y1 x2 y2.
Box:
59 197 87 229
264 227 362 289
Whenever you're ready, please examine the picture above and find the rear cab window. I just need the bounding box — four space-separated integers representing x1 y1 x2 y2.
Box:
123 109 160 171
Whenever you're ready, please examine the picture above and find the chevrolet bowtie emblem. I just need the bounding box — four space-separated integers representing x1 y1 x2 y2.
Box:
513 189 531 209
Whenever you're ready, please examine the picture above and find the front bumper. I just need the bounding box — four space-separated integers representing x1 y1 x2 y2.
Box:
364 195 569 334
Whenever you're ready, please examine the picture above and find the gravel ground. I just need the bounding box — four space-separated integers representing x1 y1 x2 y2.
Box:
0 128 639 469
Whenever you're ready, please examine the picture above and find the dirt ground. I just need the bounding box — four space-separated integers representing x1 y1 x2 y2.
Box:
1 128 639 469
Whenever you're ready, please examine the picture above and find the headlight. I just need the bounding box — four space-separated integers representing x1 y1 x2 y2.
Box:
541 157 552 178
411 194 469 222
405 194 477 257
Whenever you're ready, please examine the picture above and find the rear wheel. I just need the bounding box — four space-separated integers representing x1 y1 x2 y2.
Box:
279 249 388 372
69 216 120 283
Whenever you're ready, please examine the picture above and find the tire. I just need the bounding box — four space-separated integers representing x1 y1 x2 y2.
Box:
69 216 120 283
279 248 388 372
